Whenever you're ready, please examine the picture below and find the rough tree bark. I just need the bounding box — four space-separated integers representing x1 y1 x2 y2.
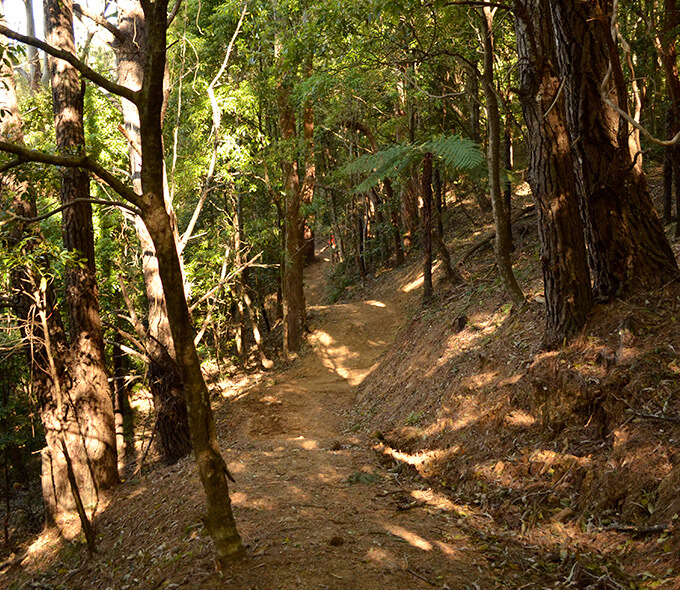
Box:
514 0 593 348
115 0 191 464
43 0 118 527
480 6 525 306
552 0 679 297
277 72 305 357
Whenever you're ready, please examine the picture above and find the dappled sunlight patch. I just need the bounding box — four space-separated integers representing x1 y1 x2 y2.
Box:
365 546 400 569
365 300 386 308
383 524 433 551
410 488 460 512
505 410 536 428
231 491 278 511
297 438 320 450
462 371 499 390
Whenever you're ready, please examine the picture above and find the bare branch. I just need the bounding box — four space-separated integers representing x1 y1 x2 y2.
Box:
603 96 680 147
116 276 147 342
167 0 183 26
73 3 125 42
2 198 140 225
441 0 512 9
0 24 138 103
179 2 247 253
0 141 142 206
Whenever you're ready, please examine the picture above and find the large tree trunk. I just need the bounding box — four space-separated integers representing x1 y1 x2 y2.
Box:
552 0 679 297
480 7 525 306
514 0 593 348
115 0 191 464
43 0 118 528
137 0 244 563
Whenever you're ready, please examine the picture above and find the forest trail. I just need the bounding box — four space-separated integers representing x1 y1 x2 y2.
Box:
215 252 492 589
6 253 495 590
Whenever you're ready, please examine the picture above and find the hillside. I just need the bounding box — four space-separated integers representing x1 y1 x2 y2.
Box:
3 180 680 590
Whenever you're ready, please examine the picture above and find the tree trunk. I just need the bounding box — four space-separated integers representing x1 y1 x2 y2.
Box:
301 80 316 267
277 76 305 357
137 0 244 563
514 0 593 348
385 179 405 266
552 0 679 297
115 0 192 464
44 0 118 526
652 0 680 231
433 167 460 284
422 152 434 304
480 7 525 306
112 338 132 471
664 106 674 224
503 113 514 250
22 0 41 92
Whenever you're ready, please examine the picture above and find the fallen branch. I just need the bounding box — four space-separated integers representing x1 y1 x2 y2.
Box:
602 523 672 536
626 410 680 423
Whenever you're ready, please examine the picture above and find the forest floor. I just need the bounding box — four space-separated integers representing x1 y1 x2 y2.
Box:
3 247 497 590
4 178 680 590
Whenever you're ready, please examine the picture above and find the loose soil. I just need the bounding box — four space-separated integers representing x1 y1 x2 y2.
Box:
2 250 494 590
4 178 680 590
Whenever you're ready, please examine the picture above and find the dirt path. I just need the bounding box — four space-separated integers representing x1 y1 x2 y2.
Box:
216 254 492 589
5 254 492 590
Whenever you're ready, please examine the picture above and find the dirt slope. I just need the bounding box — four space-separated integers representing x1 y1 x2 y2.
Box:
3 251 496 590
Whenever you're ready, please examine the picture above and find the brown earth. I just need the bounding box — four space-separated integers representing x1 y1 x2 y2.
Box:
2 249 496 590
4 178 680 590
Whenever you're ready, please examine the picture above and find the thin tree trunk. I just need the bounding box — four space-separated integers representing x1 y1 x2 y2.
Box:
116 0 191 464
664 106 674 224
137 0 244 562
433 166 461 284
480 6 525 306
277 77 305 357
422 152 434 304
22 0 41 92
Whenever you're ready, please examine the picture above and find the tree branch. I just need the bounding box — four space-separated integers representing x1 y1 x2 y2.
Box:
167 0 183 26
441 0 512 9
0 141 143 207
73 3 125 42
0 24 138 103
2 198 140 224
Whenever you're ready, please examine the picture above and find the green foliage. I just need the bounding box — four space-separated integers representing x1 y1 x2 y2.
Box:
344 135 483 193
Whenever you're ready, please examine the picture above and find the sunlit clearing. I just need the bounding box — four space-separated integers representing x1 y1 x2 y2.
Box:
505 410 536 427
384 524 433 551
365 300 386 308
